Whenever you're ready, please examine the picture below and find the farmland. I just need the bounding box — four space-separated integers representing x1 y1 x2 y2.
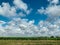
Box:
0 37 60 45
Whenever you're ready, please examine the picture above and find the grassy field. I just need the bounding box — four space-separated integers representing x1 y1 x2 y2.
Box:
0 37 60 45
0 40 60 45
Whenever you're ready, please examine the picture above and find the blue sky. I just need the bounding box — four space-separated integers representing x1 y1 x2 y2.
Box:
0 0 48 25
0 0 60 37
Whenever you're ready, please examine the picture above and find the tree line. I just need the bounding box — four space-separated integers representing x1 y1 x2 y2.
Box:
0 36 60 40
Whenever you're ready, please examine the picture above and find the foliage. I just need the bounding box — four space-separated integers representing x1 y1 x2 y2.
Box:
0 36 60 40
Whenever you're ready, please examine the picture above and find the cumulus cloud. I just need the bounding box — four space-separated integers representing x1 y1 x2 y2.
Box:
0 18 60 37
13 0 28 11
13 0 32 14
37 0 60 37
0 0 60 37
38 6 60 17
38 0 60 21
45 5 60 17
48 0 59 5
0 18 39 37
0 0 32 36
0 3 16 17
38 20 60 37
0 0 31 17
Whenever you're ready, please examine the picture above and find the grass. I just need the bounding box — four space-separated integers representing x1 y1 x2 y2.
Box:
0 37 60 45
0 40 60 45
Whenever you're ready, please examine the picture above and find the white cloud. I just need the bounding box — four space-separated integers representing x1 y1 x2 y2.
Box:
48 0 59 5
0 0 60 37
38 0 60 21
13 0 28 12
38 5 60 17
0 3 16 17
0 18 60 37
38 7 45 14
0 18 38 37
0 0 31 17
46 5 60 17
13 0 32 14
37 1 60 36
38 20 60 37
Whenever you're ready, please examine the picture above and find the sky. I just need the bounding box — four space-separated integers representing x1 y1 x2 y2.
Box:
0 0 60 37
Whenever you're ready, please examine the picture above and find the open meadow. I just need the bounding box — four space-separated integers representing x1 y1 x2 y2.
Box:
0 37 60 45
0 40 60 45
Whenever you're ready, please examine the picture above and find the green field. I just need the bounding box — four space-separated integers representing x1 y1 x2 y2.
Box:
0 40 60 45
0 37 60 45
